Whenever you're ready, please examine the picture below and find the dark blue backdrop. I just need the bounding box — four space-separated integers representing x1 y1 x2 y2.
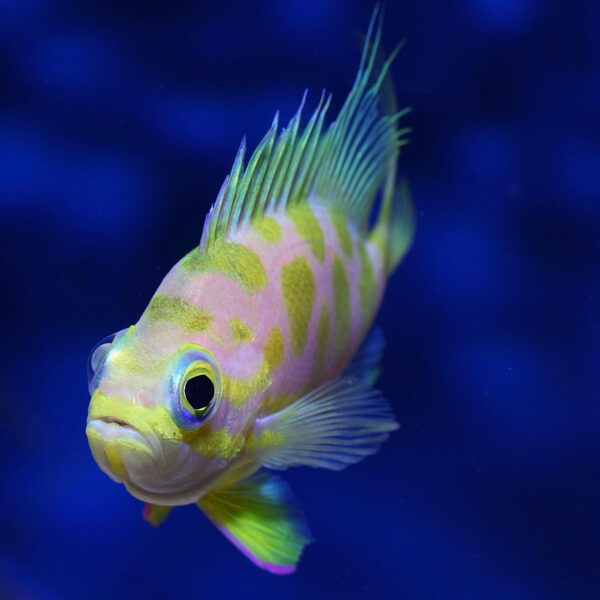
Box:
1 1 598 598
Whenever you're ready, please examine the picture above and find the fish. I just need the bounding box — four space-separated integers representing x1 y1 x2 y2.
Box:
85 7 414 575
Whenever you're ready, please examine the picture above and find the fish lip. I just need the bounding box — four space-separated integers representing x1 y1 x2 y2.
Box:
86 416 162 461
97 415 138 430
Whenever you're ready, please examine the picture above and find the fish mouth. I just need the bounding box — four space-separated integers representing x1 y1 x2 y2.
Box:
87 416 148 442
86 416 157 484
98 416 134 428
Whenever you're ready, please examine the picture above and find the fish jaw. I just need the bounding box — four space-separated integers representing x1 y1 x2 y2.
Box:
86 417 155 484
86 390 230 506
86 417 213 505
86 389 164 486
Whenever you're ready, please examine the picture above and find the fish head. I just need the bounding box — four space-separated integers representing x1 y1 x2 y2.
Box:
86 323 252 506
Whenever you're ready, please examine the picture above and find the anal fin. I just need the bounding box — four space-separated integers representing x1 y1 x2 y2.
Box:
142 503 172 527
197 472 311 574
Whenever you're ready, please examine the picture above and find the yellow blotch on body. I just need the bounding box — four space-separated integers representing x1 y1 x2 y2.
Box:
329 206 353 258
244 429 285 455
259 392 296 415
289 204 325 262
181 241 268 292
371 227 388 270
332 254 350 358
253 216 283 244
181 426 245 460
311 300 330 381
222 368 270 408
229 318 254 343
264 327 284 368
358 242 377 327
145 294 212 332
280 256 316 356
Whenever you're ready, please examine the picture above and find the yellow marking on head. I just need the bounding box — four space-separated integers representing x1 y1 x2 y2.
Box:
146 294 212 333
107 349 168 377
181 241 268 292
311 300 330 381
181 426 245 459
358 242 377 326
90 392 245 460
89 392 181 440
253 216 283 244
229 318 254 343
329 206 353 258
280 256 316 356
264 327 284 369
333 254 350 358
289 204 325 262
103 446 127 477
106 326 168 377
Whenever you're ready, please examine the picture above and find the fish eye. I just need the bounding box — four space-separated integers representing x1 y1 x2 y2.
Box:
171 347 222 426
183 374 215 417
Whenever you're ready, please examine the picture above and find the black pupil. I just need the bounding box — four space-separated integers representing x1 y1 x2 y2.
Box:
184 375 215 412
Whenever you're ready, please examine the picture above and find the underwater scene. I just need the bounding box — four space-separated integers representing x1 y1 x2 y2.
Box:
1 1 598 598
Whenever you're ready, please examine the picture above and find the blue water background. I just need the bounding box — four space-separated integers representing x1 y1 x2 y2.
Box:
1 1 599 598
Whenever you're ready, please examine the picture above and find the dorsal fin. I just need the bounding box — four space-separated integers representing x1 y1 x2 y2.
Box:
199 6 410 251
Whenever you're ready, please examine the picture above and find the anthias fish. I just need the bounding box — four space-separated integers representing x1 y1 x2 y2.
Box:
86 9 413 574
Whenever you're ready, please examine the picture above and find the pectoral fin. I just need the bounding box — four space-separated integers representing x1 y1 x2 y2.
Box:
255 376 398 471
197 472 311 574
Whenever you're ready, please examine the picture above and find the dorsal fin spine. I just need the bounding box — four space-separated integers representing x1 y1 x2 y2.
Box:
199 5 411 251
270 99 304 212
202 175 229 249
277 90 308 208
348 117 393 200
233 120 276 230
255 124 289 217
291 92 331 205
334 52 380 180
220 139 246 238
247 112 279 224
311 8 386 229
334 93 380 202
324 11 379 173
372 40 404 93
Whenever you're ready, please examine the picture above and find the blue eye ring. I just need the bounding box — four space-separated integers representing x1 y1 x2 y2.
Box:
168 345 222 428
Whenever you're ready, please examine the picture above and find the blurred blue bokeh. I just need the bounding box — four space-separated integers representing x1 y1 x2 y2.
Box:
1 1 599 598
